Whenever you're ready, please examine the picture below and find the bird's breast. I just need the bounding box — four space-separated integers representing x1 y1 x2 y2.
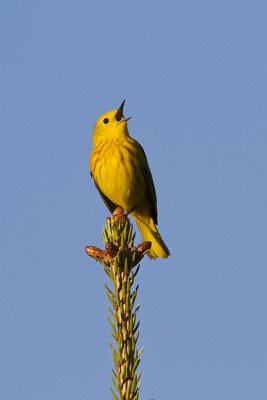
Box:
90 140 144 210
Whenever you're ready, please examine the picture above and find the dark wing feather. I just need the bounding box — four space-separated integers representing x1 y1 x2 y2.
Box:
136 142 158 225
91 173 117 214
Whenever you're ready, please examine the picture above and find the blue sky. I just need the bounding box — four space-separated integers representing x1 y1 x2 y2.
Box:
0 1 266 399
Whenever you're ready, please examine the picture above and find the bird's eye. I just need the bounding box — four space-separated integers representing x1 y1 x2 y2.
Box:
103 118 109 124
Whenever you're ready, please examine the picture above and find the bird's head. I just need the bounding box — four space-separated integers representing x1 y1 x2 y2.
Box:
92 100 131 145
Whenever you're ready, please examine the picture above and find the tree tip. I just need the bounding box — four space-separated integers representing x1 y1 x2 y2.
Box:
108 207 129 225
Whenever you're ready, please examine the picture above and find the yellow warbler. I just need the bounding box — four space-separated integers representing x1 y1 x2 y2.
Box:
89 100 170 259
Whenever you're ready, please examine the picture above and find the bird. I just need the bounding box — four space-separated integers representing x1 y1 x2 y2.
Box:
89 100 170 259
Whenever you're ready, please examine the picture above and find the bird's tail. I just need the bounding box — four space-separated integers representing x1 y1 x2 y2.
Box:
133 214 170 259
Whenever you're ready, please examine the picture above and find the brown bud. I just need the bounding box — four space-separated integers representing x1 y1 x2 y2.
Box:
105 242 119 258
111 207 129 226
85 246 106 262
132 241 152 264
112 207 125 218
135 241 151 255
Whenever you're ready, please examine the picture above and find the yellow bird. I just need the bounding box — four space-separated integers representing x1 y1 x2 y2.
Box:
89 100 170 259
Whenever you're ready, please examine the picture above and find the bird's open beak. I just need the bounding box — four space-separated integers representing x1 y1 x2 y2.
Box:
115 100 125 121
115 99 131 123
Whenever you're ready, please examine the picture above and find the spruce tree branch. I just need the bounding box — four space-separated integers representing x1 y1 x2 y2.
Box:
85 207 151 400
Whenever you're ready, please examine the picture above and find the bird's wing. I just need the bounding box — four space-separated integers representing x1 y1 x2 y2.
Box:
135 141 158 225
91 173 117 214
